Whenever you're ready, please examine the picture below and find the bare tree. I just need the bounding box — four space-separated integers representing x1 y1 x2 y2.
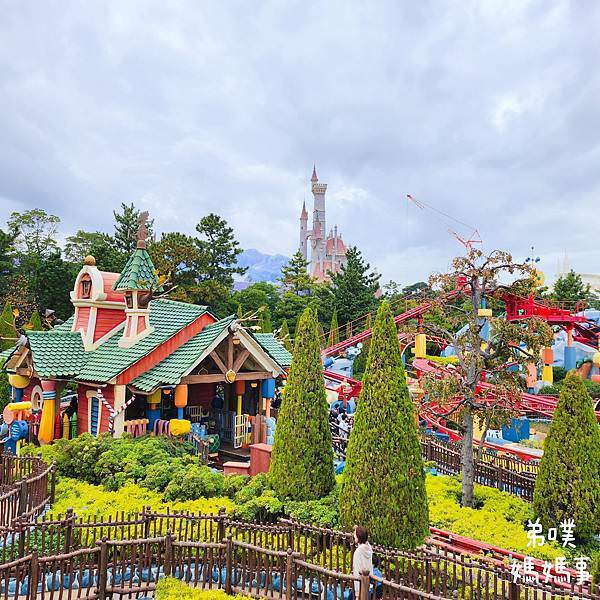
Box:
421 248 553 507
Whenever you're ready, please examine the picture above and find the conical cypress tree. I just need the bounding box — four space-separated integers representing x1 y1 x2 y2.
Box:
279 319 292 351
0 303 15 351
533 371 600 540
270 307 334 500
28 310 43 331
327 310 339 348
340 301 429 548
260 306 273 333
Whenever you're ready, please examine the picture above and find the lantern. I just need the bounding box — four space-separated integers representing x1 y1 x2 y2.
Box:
174 385 188 408
8 374 29 389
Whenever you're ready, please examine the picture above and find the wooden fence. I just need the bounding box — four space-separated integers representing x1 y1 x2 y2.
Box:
0 510 594 599
0 454 55 530
332 427 538 502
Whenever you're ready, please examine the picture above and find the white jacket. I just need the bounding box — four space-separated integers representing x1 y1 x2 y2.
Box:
352 542 373 597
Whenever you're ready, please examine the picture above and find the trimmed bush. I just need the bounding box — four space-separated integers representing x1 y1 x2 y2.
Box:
156 577 246 599
340 301 429 548
533 371 600 540
270 307 334 500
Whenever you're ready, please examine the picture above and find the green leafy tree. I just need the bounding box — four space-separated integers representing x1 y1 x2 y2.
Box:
280 251 314 295
327 309 339 347
37 252 78 319
340 302 429 548
273 291 311 335
0 303 16 351
329 247 379 325
533 371 600 540
230 282 280 316
0 361 10 412
113 203 154 253
65 230 126 272
191 280 231 317
0 226 16 300
195 214 246 288
270 307 334 500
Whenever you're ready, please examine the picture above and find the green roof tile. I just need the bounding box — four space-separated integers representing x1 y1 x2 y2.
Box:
131 316 236 392
27 330 87 379
253 333 292 368
113 248 160 291
76 299 208 383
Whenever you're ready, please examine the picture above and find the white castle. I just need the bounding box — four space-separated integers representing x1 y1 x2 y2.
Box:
299 165 348 282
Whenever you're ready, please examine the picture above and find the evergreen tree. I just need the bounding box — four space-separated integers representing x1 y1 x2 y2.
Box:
280 251 314 295
0 303 16 351
28 310 43 331
195 214 246 288
274 291 311 335
533 371 600 540
113 203 154 253
270 307 334 500
259 306 273 333
330 247 380 325
327 309 339 347
278 319 292 351
340 301 429 548
0 226 16 301
552 270 599 307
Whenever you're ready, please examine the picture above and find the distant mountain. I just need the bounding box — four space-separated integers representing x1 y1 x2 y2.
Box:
236 248 290 284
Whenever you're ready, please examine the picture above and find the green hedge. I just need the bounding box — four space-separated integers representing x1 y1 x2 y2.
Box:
156 577 245 600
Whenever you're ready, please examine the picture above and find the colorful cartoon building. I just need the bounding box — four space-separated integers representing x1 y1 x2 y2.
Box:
2 236 291 453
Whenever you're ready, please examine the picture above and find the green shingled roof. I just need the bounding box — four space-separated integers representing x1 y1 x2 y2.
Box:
76 299 208 383
113 247 160 291
27 330 87 378
131 316 236 392
253 333 292 368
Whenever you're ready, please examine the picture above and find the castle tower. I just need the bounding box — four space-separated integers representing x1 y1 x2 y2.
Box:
310 164 327 267
299 200 308 259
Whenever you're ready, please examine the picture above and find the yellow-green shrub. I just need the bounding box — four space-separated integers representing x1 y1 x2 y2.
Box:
50 478 233 518
155 577 245 599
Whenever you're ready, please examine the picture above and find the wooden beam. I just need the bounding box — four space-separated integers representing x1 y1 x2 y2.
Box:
232 349 250 373
210 351 228 374
227 336 234 370
181 371 272 385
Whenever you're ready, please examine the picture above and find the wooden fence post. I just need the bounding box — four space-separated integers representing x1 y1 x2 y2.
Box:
49 462 57 504
285 548 293 600
225 534 233 595
17 519 26 558
165 529 173 577
508 581 520 600
359 570 370 600
97 537 108 600
142 505 152 539
64 507 74 552
425 555 433 592
218 507 227 542
17 477 28 515
28 549 39 600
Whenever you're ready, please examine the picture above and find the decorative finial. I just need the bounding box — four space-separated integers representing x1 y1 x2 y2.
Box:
136 211 150 249
84 255 96 266
311 163 318 182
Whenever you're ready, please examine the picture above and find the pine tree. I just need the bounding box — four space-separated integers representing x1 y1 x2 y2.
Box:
195 214 246 288
330 247 380 325
533 371 600 540
340 301 429 548
280 251 314 295
0 303 16 351
113 203 154 253
269 307 334 500
278 319 292 351
327 310 339 348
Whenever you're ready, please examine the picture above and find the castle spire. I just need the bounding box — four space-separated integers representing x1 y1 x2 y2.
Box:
301 200 308 219
311 163 318 183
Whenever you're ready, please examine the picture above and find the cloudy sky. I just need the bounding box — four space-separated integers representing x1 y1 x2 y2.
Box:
1 1 599 285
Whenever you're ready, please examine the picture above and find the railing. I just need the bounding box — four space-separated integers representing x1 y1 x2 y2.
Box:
0 510 593 599
332 428 538 501
0 454 55 530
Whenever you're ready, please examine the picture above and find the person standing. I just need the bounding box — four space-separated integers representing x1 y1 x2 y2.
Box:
352 525 373 598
